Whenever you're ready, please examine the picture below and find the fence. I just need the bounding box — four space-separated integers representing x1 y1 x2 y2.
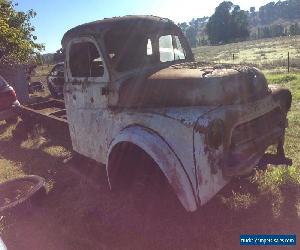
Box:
231 52 299 72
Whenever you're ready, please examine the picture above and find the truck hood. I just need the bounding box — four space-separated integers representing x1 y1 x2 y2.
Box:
117 62 270 108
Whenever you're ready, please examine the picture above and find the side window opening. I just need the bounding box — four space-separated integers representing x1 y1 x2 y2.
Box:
147 39 153 56
69 41 104 78
159 35 174 62
159 35 186 62
174 36 186 60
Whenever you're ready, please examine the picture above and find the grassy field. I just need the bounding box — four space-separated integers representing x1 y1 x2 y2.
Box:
29 64 53 99
0 41 300 249
193 35 300 71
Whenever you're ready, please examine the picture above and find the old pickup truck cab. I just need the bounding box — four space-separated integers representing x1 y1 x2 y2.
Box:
61 15 292 212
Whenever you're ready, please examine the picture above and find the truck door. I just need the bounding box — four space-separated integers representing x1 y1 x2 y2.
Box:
64 37 109 160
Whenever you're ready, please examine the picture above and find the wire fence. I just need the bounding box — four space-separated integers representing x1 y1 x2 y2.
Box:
231 52 300 72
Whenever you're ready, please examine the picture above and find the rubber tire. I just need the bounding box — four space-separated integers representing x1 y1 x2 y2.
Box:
0 175 46 214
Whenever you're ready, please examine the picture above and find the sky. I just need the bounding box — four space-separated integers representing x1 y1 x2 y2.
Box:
15 0 273 53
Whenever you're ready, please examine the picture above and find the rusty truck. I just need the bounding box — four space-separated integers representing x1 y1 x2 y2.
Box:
21 15 292 212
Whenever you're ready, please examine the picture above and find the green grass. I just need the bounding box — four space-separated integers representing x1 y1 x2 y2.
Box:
264 72 300 187
30 64 54 99
265 74 298 84
219 72 300 214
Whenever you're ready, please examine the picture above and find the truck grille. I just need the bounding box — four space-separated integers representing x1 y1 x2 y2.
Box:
231 108 283 148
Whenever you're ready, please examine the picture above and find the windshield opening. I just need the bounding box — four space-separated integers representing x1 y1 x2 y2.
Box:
104 28 187 72
104 30 155 72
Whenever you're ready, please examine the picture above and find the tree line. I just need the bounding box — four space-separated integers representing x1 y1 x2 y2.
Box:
179 0 300 47
0 0 43 64
256 0 300 25
252 23 300 39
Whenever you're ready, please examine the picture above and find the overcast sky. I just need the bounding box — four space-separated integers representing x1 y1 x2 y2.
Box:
16 0 273 53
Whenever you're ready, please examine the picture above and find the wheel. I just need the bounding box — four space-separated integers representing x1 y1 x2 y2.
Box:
0 175 46 214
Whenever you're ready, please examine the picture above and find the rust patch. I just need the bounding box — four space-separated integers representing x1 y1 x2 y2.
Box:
204 146 219 175
118 63 270 108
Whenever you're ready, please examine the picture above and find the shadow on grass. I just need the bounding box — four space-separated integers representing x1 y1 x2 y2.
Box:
0 122 299 250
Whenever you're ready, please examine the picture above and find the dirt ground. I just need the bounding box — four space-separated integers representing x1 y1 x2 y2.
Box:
0 118 299 250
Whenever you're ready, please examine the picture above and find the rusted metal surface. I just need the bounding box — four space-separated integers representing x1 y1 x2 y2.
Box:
61 15 292 212
61 15 193 62
118 64 270 108
19 99 70 144
22 99 67 121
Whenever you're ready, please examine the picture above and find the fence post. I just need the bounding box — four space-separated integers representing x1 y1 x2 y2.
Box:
288 52 290 73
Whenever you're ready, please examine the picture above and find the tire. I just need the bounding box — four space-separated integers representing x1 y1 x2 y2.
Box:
0 175 46 214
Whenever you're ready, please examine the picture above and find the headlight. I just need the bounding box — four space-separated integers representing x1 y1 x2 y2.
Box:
206 119 224 149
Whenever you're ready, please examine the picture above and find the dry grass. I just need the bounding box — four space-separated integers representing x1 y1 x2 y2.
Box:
193 35 300 70
29 64 54 99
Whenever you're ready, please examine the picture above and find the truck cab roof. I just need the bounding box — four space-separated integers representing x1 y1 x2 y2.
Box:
62 15 179 45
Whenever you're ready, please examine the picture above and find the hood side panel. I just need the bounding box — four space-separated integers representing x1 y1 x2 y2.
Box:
117 63 269 108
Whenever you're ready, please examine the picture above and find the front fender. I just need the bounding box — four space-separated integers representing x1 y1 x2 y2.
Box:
107 125 198 212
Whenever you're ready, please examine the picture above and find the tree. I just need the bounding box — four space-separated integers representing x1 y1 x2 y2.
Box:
271 24 285 37
178 22 189 33
258 2 276 24
0 0 44 64
250 6 255 14
231 6 249 40
257 0 300 25
178 17 209 48
289 23 300 35
206 1 249 44
185 26 198 47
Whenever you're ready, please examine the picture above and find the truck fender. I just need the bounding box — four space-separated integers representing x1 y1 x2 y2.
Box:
106 125 198 212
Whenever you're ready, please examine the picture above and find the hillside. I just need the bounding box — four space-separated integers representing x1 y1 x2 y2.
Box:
193 35 300 70
180 0 300 47
251 0 300 26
